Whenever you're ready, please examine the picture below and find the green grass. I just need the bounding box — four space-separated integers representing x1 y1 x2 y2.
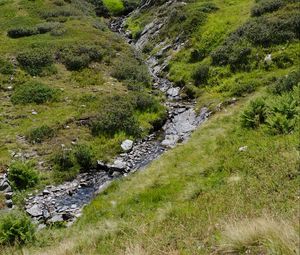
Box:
2 91 298 254
103 0 124 15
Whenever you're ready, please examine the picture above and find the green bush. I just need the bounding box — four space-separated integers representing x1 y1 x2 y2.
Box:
27 125 55 144
112 59 151 87
251 0 285 17
266 92 299 134
17 48 54 75
0 58 14 75
189 49 206 63
53 149 75 171
8 162 39 191
58 45 103 71
241 98 267 129
7 27 38 38
269 71 300 95
11 81 58 105
192 64 210 86
0 211 35 245
91 96 141 137
131 92 160 112
74 145 94 171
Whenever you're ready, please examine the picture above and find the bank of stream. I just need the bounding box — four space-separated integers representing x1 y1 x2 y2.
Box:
21 8 210 228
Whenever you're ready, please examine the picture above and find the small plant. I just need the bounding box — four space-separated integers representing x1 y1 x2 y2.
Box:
17 48 54 75
241 98 267 129
0 58 14 75
269 71 300 95
91 97 141 137
7 27 38 38
0 211 35 245
266 92 299 134
74 144 94 171
8 161 39 191
251 0 285 17
53 149 75 171
11 81 58 105
27 125 55 143
192 64 210 86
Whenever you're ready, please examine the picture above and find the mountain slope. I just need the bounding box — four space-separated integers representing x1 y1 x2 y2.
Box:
0 0 299 254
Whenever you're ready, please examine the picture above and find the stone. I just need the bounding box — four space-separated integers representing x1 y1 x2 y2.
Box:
121 139 133 152
26 204 43 217
239 146 248 152
31 110 38 115
5 199 13 208
43 189 50 196
264 54 272 64
0 181 9 191
167 87 180 98
161 135 180 148
48 214 63 224
5 192 13 199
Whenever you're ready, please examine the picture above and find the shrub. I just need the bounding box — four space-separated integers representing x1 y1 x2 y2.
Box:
251 0 285 17
27 125 55 143
228 46 252 72
189 49 206 63
17 48 54 75
0 58 14 75
198 2 219 13
192 64 210 86
269 71 300 95
74 144 94 170
241 98 267 129
8 162 39 191
91 97 141 137
58 45 103 71
0 211 35 245
7 27 38 38
112 59 151 87
266 93 299 134
54 149 75 171
63 53 90 71
131 92 160 112
11 81 57 105
229 81 256 97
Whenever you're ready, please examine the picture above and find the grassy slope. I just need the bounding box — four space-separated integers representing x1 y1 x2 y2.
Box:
0 0 299 254
0 0 160 176
3 90 298 255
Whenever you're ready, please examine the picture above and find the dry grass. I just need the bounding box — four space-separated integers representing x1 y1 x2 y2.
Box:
218 217 300 255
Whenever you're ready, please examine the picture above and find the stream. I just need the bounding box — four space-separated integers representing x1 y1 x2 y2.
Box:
21 10 210 228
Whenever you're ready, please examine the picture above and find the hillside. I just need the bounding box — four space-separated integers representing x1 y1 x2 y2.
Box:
0 0 299 254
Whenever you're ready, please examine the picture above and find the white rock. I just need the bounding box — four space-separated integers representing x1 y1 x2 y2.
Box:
264 54 272 64
121 139 133 152
239 146 248 152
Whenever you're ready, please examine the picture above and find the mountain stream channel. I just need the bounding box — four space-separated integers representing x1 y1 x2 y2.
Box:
0 6 211 229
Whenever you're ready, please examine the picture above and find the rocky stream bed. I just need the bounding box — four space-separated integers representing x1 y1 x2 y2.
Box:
0 3 210 228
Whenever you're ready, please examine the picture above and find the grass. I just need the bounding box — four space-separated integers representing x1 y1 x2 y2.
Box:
103 0 124 15
0 0 299 254
1 91 298 254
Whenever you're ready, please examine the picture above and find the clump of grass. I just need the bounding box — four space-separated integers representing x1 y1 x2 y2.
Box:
8 161 39 191
218 217 299 254
0 211 36 245
27 125 56 144
17 48 54 76
11 81 58 105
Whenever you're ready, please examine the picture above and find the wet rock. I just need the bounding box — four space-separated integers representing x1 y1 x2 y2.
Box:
0 181 9 191
121 139 134 152
5 199 13 208
5 192 13 199
26 204 43 217
47 214 63 224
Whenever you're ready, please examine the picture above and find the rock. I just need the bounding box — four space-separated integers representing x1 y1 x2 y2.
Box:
43 189 50 196
264 54 272 64
0 181 9 191
48 214 63 224
239 146 248 152
26 204 43 217
5 199 13 208
31 110 38 115
5 192 13 199
112 159 126 171
121 139 133 152
161 135 180 148
37 224 46 231
167 87 180 98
